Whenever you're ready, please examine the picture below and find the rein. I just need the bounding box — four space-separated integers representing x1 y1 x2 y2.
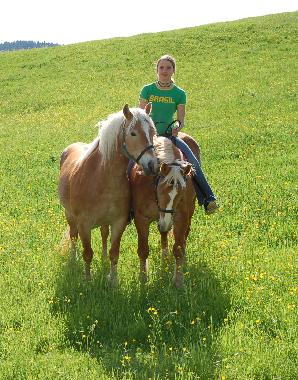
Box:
156 120 181 137
121 119 155 163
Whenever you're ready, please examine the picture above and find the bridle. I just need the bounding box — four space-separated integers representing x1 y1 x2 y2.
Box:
154 162 186 215
121 118 155 164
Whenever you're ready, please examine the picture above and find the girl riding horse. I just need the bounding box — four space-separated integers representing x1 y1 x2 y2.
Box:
139 54 220 215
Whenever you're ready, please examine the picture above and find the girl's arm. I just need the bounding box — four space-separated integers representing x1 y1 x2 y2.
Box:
173 104 185 136
139 98 148 109
177 104 185 127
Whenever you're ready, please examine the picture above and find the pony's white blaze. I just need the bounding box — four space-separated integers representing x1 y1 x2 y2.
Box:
158 164 187 232
160 187 177 231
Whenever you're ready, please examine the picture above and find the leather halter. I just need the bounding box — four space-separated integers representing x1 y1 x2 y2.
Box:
154 162 185 215
121 119 155 164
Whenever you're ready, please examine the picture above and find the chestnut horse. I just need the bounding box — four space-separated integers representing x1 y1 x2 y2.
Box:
130 135 197 287
59 104 158 283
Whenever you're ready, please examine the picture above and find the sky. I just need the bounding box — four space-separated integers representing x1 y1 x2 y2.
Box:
1 0 297 45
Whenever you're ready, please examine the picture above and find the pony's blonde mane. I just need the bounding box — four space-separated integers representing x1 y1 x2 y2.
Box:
155 136 182 164
77 108 155 165
163 166 187 188
155 136 189 188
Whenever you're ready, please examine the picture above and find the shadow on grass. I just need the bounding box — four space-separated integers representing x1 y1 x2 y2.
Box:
51 254 230 379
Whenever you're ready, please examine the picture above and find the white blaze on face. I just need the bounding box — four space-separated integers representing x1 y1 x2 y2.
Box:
160 186 177 231
143 117 152 145
137 116 158 173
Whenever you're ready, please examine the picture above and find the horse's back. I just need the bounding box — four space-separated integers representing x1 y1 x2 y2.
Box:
60 142 87 168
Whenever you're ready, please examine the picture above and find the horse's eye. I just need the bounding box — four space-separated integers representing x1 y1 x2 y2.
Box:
131 131 137 137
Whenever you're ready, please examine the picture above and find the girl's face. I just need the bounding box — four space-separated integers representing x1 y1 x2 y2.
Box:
157 59 175 82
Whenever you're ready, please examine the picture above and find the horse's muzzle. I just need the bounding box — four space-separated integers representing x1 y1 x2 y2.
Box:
157 218 173 233
142 158 159 176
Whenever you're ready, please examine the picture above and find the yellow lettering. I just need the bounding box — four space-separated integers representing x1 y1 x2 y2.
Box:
149 95 175 103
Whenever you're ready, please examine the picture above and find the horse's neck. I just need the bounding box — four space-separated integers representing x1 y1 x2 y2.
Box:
89 141 128 174
111 148 129 171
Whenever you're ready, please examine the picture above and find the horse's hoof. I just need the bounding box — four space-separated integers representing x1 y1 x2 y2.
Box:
173 275 184 288
101 250 108 259
107 273 118 287
101 256 109 270
71 254 77 262
139 271 148 284
162 249 170 259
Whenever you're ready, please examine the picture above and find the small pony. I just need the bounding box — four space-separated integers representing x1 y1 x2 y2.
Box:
130 135 197 287
59 104 158 284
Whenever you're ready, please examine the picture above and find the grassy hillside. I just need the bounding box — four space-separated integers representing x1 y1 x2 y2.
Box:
0 11 297 380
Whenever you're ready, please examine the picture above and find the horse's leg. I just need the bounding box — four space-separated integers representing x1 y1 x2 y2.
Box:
107 218 127 286
66 212 78 260
183 202 196 265
135 216 150 283
78 222 93 280
160 230 169 261
172 218 187 288
100 226 109 260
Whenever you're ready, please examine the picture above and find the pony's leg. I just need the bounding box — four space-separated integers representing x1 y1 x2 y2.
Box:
172 219 187 288
78 223 93 280
107 219 127 286
160 231 169 260
100 226 109 260
183 203 195 266
135 217 150 283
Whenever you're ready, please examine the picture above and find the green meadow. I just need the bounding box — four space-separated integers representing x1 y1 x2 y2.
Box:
0 11 297 379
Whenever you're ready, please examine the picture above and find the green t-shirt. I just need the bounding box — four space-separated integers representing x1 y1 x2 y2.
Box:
140 82 186 135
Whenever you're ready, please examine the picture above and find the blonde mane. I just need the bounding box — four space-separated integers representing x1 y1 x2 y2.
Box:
163 165 188 188
155 136 189 188
77 108 154 165
154 136 182 164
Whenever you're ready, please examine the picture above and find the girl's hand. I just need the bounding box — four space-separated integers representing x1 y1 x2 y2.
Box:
172 121 182 136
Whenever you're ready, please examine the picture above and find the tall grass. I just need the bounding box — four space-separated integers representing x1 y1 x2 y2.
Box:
0 11 297 379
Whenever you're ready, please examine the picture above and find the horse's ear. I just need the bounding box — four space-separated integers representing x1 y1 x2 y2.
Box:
145 102 152 115
160 162 170 177
183 163 193 176
123 104 133 121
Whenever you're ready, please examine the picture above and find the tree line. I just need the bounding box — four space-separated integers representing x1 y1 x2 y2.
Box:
0 40 60 52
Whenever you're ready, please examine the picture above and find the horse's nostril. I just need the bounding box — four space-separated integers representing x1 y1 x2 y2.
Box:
148 161 155 174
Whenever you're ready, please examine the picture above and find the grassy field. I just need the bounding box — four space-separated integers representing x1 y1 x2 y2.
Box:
0 11 297 379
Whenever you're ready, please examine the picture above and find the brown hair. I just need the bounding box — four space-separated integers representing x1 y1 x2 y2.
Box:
156 55 176 72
